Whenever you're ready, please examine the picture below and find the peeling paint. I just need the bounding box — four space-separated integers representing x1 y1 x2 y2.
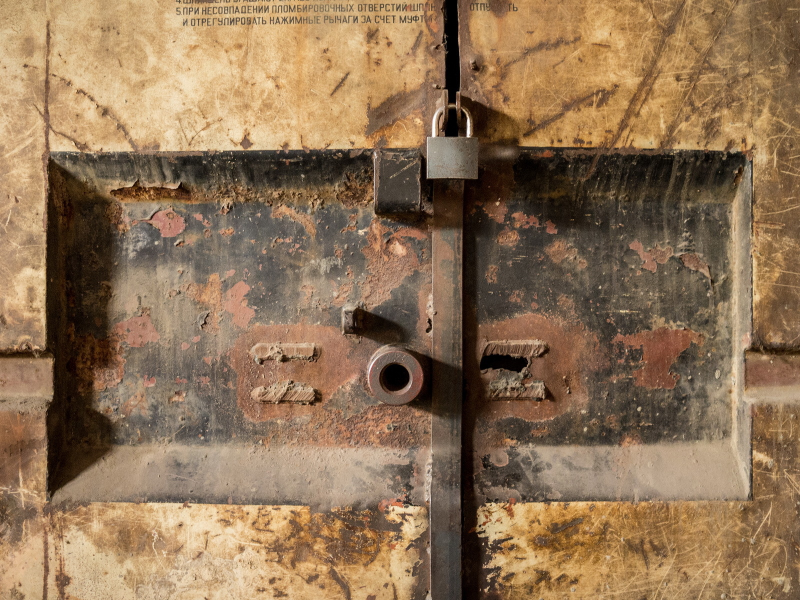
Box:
145 208 187 238
223 281 255 329
113 314 160 348
613 328 704 389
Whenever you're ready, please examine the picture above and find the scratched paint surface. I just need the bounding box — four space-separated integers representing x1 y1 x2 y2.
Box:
47 0 444 153
44 503 428 600
459 0 800 349
751 1 800 348
459 0 751 150
0 408 47 600
2 403 797 599
0 1 47 351
471 403 800 599
464 152 745 464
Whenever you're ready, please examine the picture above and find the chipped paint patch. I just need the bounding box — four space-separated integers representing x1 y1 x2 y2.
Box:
613 327 704 389
679 252 711 279
512 212 540 229
184 273 223 333
145 209 187 238
272 205 318 238
497 228 520 247
629 240 673 273
223 281 255 329
113 314 160 348
545 239 586 269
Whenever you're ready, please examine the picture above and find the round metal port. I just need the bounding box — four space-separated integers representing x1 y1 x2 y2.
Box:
380 363 411 393
367 346 425 405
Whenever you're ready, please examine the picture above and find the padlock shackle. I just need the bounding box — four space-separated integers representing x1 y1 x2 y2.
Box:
431 103 474 138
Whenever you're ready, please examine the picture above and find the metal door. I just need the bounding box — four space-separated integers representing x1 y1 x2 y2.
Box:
2 0 800 598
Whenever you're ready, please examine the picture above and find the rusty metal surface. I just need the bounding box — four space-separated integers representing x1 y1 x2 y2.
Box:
430 179 465 599
3 0 800 595
366 345 426 405
47 151 433 505
472 403 800 599
0 1 47 352
465 151 747 456
0 411 47 499
47 0 444 153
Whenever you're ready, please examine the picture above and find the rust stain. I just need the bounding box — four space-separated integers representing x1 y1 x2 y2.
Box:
70 333 125 392
360 219 425 309
223 281 255 329
120 390 148 418
335 171 373 208
145 209 187 238
679 252 711 279
251 381 317 404
229 325 428 448
271 205 318 238
613 327 704 389
497 228 520 247
629 240 674 273
486 265 499 284
184 273 222 334
511 212 539 229
105 202 130 233
470 312 604 429
110 181 191 202
545 239 586 269
113 314 160 348
482 201 508 224
332 268 355 307
231 324 370 422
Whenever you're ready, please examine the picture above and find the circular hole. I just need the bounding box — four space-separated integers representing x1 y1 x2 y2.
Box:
380 363 411 393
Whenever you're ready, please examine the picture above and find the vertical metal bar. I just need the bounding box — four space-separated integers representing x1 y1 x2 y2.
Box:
430 179 464 600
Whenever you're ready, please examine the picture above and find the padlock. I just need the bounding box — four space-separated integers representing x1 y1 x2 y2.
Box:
426 103 479 180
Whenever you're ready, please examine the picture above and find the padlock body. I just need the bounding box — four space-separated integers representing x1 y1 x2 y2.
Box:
426 136 479 180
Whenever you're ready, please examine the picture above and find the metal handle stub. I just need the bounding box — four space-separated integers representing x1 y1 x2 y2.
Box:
367 345 426 405
426 103 479 180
